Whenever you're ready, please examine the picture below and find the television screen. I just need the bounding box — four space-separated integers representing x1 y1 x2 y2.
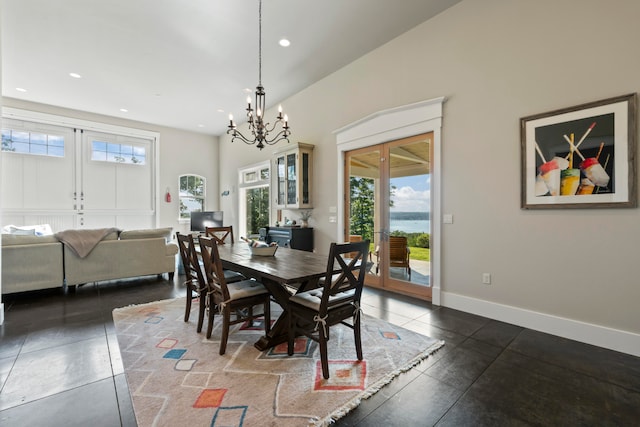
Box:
190 211 223 232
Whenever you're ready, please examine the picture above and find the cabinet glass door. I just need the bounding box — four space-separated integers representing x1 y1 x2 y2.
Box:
276 155 286 206
286 153 297 205
301 151 310 205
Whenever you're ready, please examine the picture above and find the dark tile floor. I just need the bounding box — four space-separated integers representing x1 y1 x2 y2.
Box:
1 275 639 426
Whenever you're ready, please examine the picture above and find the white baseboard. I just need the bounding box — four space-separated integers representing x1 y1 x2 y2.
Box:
0 303 4 325
441 292 640 358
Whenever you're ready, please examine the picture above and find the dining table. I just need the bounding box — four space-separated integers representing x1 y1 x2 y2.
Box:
215 242 331 351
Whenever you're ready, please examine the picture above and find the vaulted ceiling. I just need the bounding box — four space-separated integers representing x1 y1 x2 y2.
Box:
2 0 461 135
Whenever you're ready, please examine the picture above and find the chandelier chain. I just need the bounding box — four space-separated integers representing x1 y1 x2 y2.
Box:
258 0 262 85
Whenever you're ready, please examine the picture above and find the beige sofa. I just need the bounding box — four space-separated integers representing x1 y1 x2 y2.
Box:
1 234 65 294
1 227 178 294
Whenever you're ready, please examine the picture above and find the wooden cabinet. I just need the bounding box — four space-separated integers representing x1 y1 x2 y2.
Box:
262 226 314 252
273 142 314 209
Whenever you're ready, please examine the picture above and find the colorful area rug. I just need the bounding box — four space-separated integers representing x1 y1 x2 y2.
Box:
113 298 444 426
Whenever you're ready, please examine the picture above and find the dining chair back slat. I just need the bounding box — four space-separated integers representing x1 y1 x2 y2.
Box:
205 226 235 244
204 226 246 283
176 232 207 333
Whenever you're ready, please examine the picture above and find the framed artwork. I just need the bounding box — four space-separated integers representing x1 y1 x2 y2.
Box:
520 93 637 209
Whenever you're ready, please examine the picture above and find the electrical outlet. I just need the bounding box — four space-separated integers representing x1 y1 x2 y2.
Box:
482 273 491 284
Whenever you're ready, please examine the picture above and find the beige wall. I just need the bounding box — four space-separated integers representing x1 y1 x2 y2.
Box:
219 0 640 354
1 98 220 237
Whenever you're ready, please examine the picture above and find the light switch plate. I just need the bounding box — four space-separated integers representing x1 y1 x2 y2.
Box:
443 214 453 224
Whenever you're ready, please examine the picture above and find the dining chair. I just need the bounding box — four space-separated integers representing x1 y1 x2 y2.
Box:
375 235 411 279
287 239 370 379
176 232 208 333
204 225 245 283
205 226 235 244
198 236 271 355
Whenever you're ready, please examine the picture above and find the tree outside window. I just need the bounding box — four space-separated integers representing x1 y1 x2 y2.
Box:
350 177 375 242
179 174 205 219
246 186 269 234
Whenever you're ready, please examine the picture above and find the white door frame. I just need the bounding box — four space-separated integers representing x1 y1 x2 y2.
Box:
334 97 445 305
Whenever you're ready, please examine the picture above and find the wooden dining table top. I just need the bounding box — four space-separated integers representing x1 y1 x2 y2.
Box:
215 242 329 285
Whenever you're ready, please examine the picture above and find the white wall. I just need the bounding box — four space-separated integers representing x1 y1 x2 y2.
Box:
219 0 640 355
1 98 220 237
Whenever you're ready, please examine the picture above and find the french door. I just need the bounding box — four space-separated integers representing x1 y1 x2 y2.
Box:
1 113 156 231
80 130 154 229
344 133 433 301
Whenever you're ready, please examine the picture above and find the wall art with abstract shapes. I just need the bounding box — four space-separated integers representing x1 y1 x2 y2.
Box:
520 93 637 209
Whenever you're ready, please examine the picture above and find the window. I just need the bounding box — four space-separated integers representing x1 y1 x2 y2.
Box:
1 128 65 157
91 140 146 164
239 162 270 237
179 174 206 220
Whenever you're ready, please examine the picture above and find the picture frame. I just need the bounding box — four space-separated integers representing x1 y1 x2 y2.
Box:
520 93 637 209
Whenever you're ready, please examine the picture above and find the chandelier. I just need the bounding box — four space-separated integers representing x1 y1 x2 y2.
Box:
227 0 290 150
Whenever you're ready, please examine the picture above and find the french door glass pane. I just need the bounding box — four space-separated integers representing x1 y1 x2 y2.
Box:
246 186 270 235
347 147 381 286
387 138 431 287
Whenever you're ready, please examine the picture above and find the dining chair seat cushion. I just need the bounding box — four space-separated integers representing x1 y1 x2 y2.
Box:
289 288 355 311
223 269 245 283
227 279 269 301
197 259 244 283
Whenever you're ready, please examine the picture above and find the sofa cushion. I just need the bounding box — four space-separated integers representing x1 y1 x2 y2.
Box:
1 234 60 246
119 227 172 241
102 232 119 241
2 224 54 236
2 224 53 236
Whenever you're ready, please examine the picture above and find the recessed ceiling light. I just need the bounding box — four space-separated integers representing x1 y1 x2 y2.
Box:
216 109 225 113
120 108 128 113
279 38 291 47
243 88 252 93
16 87 27 92
198 124 205 128
69 72 82 79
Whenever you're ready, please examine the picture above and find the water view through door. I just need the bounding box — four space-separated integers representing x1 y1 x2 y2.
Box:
345 133 432 301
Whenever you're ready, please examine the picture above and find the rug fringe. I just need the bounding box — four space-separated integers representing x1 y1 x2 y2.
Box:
112 297 180 314
311 339 445 426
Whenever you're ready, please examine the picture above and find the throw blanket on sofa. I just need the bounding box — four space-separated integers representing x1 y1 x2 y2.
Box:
55 228 120 259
